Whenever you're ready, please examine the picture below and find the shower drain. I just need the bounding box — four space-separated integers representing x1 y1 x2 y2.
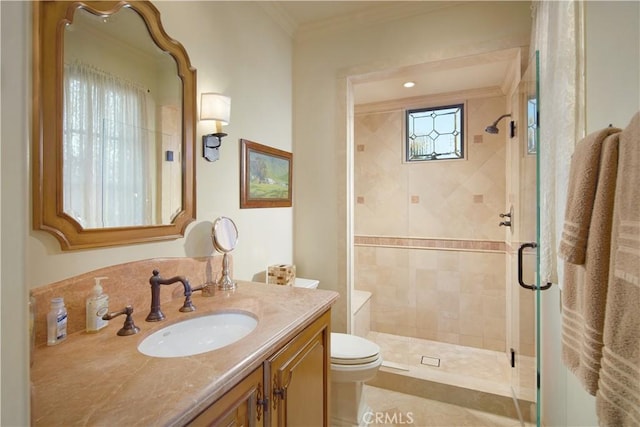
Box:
421 355 441 367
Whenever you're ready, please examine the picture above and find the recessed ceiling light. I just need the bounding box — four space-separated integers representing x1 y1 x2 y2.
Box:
403 81 416 88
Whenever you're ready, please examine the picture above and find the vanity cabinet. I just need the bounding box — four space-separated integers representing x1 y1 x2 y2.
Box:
188 309 331 427
267 310 330 427
189 366 264 427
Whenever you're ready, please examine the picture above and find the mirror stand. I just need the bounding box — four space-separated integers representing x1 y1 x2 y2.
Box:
218 253 236 291
211 216 239 291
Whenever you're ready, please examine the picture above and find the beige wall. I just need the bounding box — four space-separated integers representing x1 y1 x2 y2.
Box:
354 96 507 240
292 1 532 334
1 2 294 424
356 247 507 351
353 95 509 351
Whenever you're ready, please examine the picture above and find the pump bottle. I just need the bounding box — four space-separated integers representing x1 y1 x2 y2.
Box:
86 277 109 333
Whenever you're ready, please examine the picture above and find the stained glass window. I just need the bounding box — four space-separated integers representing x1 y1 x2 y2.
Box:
406 104 464 161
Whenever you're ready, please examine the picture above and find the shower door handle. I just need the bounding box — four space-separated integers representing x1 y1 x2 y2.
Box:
517 242 552 291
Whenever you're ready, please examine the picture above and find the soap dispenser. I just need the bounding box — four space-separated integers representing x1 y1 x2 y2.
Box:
86 277 109 333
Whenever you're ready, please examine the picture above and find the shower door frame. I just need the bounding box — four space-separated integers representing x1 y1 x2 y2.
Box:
509 51 545 427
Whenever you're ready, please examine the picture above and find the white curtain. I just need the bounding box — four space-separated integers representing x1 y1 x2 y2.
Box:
63 61 152 228
531 0 586 285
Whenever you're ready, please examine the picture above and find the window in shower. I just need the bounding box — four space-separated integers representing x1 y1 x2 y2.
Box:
405 103 464 161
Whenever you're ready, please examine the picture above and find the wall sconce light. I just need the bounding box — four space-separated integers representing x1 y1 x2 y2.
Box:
200 92 231 162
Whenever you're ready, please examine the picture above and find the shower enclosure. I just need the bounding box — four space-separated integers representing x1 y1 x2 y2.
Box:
351 52 544 426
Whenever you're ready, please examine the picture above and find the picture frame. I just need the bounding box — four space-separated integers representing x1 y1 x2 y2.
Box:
240 139 292 208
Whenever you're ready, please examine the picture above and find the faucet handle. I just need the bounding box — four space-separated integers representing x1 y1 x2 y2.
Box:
180 292 196 313
102 305 140 336
499 206 513 228
191 281 216 297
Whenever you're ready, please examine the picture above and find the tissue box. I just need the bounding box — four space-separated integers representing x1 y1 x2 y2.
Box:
267 264 296 286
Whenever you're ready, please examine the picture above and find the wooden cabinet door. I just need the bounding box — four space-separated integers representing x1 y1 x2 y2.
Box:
188 366 265 427
267 310 331 427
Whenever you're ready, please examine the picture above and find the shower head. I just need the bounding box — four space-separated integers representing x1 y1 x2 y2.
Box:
485 124 500 134
485 114 512 134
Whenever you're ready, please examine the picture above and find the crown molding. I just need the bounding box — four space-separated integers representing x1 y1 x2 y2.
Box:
299 2 465 39
259 1 465 41
259 2 297 38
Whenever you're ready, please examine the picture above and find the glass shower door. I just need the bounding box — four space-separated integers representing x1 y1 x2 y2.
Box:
509 52 543 426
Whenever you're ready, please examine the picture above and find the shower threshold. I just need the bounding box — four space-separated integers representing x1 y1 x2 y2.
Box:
366 331 535 423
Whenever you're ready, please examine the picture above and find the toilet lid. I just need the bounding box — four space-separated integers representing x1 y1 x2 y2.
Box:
331 333 380 365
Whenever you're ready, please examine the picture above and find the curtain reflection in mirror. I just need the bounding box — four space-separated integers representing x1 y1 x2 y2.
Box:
63 61 155 228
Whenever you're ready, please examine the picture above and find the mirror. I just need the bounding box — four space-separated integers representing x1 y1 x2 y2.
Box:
33 1 196 250
63 7 183 228
212 217 238 290
212 217 239 253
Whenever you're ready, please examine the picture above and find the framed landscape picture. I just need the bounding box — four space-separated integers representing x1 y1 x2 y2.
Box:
240 139 292 208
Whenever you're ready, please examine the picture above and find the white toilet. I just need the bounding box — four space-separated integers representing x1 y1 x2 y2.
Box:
294 278 383 427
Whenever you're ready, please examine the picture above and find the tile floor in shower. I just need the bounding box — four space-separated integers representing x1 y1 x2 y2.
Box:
365 331 536 425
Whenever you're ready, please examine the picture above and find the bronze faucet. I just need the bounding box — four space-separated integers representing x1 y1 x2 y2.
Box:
146 269 196 322
102 305 140 336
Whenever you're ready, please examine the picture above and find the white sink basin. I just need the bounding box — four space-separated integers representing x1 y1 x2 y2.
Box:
138 311 258 358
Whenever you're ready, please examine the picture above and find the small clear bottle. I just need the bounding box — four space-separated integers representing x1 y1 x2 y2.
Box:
47 297 68 346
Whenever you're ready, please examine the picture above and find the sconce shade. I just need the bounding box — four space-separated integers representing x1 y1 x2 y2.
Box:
200 93 231 124
200 92 230 162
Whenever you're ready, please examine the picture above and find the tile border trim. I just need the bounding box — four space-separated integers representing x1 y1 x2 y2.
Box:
354 235 506 253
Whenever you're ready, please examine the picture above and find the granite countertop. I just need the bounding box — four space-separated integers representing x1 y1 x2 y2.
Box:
31 281 339 426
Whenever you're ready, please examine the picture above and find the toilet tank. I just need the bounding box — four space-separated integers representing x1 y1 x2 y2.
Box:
293 278 319 289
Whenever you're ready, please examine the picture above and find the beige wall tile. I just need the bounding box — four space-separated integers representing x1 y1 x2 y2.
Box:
437 290 460 314
437 251 461 271
460 293 483 316
437 270 461 292
483 295 506 318
411 249 439 270
438 312 460 334
459 313 485 337
436 332 460 345
484 338 506 352
459 334 484 348
483 316 506 341
353 94 509 353
415 269 439 293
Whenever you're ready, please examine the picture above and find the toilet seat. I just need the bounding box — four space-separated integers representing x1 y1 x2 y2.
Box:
331 333 380 365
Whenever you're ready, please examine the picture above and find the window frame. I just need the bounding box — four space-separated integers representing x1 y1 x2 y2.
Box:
404 102 466 163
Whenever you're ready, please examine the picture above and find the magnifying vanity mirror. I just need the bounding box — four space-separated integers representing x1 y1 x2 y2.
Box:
32 0 196 250
212 217 238 290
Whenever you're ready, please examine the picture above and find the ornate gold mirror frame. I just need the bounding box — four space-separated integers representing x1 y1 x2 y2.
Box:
32 0 196 250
